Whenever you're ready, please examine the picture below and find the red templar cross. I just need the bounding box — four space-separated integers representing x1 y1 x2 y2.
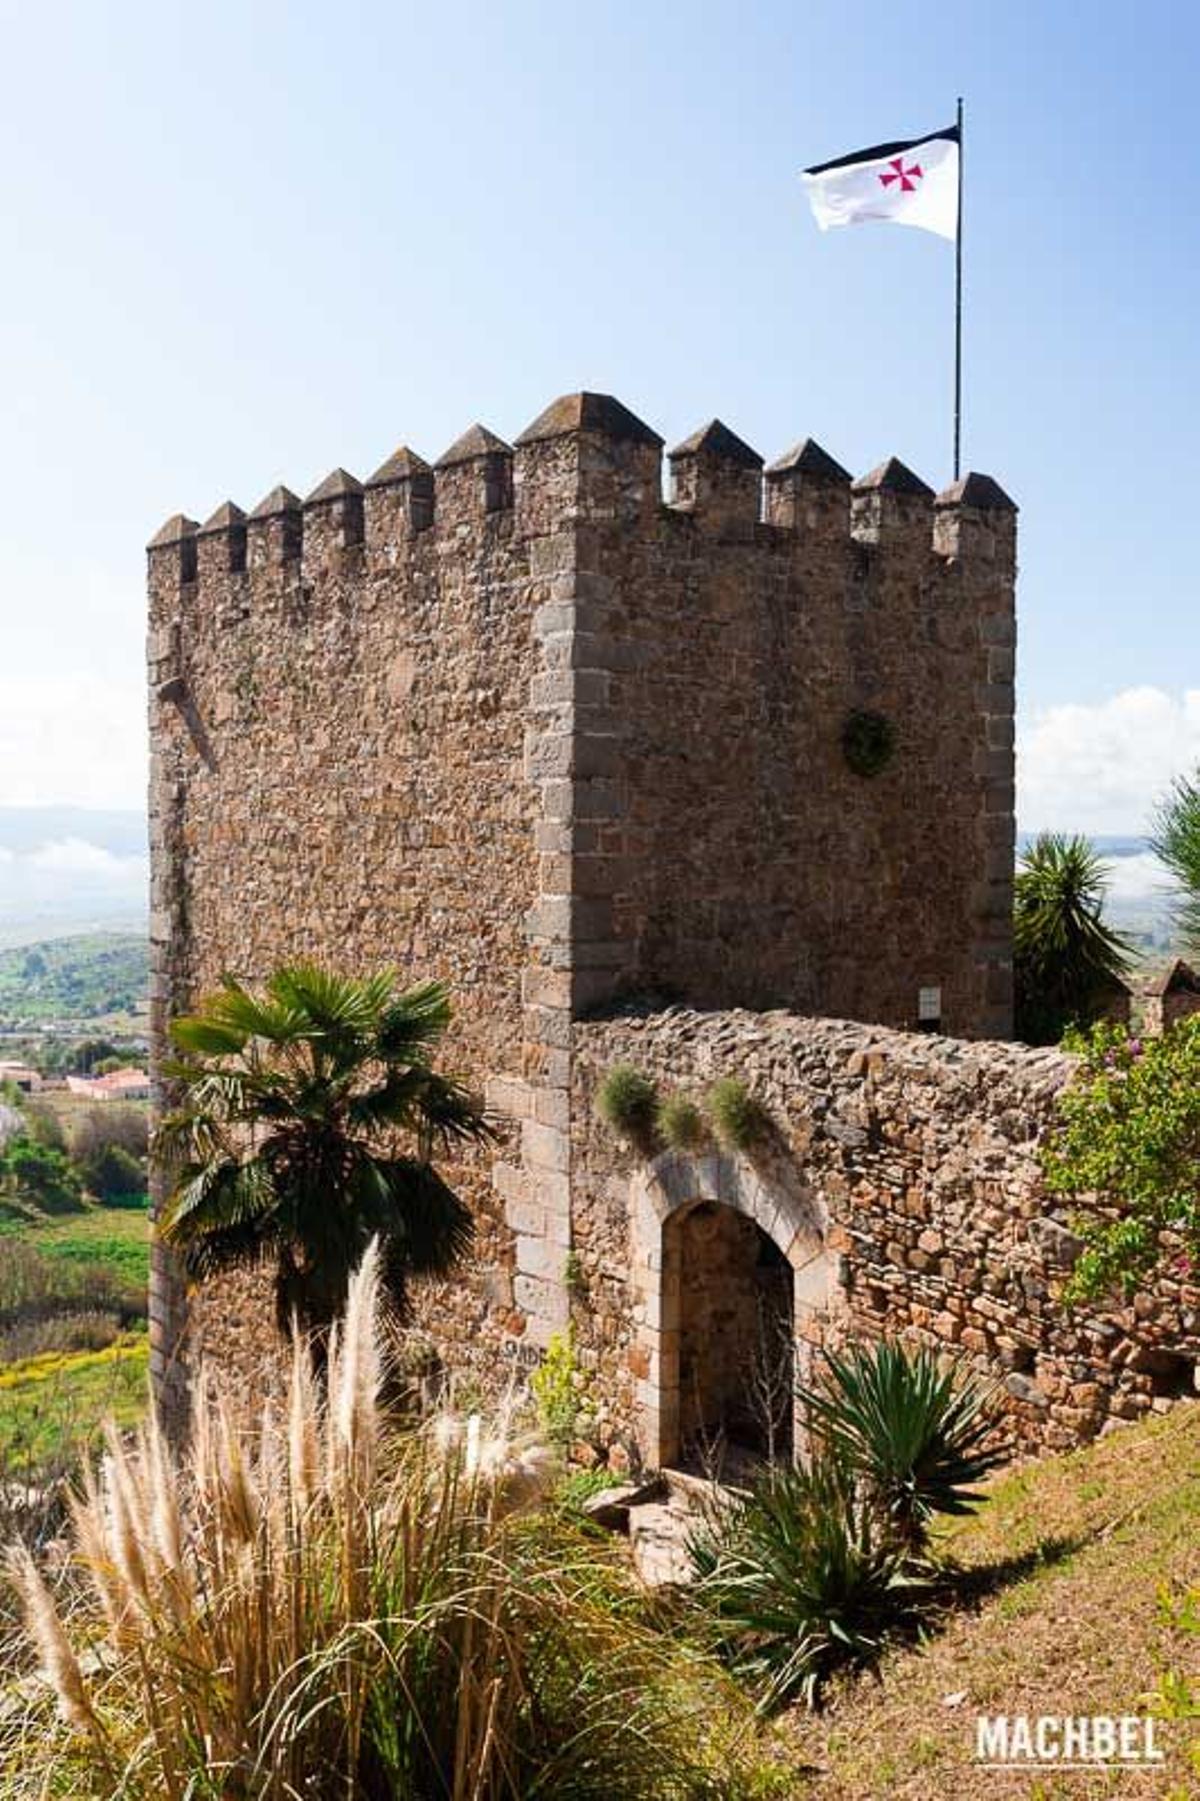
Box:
879 156 923 193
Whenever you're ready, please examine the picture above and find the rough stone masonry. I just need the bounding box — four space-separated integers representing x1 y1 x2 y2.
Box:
147 389 1195 1459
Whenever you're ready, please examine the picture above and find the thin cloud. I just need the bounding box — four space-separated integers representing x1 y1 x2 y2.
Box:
26 837 148 880
1018 686 1200 836
0 675 146 809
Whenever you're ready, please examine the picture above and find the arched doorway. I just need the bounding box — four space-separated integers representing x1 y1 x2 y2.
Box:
629 1151 844 1470
670 1201 794 1468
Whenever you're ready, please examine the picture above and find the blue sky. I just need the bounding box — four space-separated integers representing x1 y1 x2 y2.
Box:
1 0 1197 836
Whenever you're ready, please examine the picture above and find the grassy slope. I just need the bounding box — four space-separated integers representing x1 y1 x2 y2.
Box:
0 1200 151 1471
0 1334 148 1466
21 1201 149 1287
785 1405 1200 1799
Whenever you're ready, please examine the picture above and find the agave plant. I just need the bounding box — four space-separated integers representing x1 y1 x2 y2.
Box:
689 1451 923 1711
804 1339 1002 1550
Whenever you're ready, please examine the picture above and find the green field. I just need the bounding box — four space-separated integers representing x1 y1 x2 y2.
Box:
0 1332 148 1466
0 1196 151 1473
4 1198 152 1288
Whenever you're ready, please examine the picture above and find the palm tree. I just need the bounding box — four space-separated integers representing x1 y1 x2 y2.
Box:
155 964 495 1347
1151 768 1200 954
1013 833 1133 1044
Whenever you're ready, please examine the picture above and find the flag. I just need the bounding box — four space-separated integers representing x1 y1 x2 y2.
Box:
802 125 959 241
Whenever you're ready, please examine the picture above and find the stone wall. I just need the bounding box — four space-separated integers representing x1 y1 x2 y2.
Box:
568 1007 1200 1464
146 389 1018 1426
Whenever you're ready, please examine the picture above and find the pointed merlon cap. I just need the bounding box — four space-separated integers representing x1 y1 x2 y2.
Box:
935 471 1017 512
249 484 303 519
305 468 363 506
147 512 199 549
435 424 512 469
765 438 851 483
852 457 933 498
669 420 763 468
516 391 663 448
366 445 432 488
198 500 246 534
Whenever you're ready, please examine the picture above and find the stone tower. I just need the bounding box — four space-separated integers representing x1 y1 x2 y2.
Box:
146 391 1016 1416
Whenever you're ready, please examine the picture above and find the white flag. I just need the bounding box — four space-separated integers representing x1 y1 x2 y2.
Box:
802 126 959 242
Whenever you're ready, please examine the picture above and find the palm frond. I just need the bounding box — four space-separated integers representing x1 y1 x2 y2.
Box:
412 1071 497 1152
160 1158 276 1245
1151 769 1200 954
370 1159 475 1280
180 1213 281 1283
374 980 454 1063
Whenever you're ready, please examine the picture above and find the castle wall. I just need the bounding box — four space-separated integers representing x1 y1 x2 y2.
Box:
569 1009 1200 1462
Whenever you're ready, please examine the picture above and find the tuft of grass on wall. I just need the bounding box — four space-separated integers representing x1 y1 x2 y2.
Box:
707 1078 767 1152
657 1094 707 1153
596 1065 659 1147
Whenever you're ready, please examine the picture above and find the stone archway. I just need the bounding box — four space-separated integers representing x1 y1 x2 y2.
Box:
629 1151 844 1469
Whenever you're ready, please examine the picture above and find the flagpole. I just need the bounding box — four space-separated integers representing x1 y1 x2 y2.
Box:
954 95 964 479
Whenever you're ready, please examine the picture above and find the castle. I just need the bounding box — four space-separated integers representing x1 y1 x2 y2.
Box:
147 392 1196 1461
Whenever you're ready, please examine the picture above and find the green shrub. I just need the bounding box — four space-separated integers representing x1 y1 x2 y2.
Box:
1 1138 83 1214
707 1078 766 1151
21 1103 65 1154
72 1103 148 1164
597 1065 658 1145
531 1326 583 1449
658 1094 707 1153
804 1339 1002 1551
78 1142 144 1202
1044 1018 1200 1301
689 1451 924 1710
554 1465 620 1512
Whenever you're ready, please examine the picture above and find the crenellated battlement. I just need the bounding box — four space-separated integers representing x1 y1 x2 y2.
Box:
148 391 1016 593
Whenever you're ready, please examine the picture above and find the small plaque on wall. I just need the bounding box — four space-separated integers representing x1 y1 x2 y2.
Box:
918 986 942 1025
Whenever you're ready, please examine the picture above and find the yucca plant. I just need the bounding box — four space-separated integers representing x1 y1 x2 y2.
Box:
804 1339 1002 1551
155 964 495 1347
1013 833 1133 1044
2 1243 765 1801
688 1451 923 1711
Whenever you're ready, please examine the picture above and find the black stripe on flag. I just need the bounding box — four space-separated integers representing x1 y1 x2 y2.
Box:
804 124 959 177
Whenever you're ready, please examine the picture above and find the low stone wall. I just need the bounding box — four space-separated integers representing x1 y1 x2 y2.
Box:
568 1007 1200 1463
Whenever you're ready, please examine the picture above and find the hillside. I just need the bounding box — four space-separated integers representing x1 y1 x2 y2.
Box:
786 1405 1200 1798
0 932 148 1025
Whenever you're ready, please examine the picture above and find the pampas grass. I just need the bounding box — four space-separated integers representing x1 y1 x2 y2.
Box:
0 1240 765 1800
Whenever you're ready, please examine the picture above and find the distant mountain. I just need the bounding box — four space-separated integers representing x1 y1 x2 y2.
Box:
0 932 148 1025
0 808 147 949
